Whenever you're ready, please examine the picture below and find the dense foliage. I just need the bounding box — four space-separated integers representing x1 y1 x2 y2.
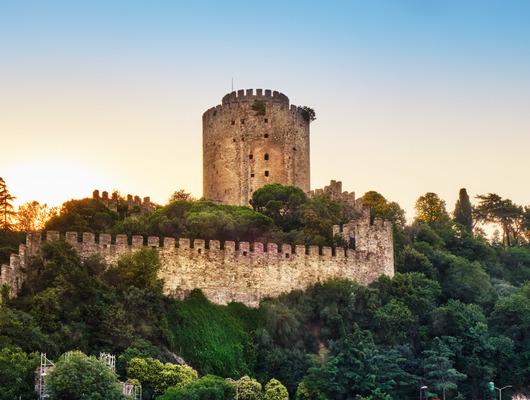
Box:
47 351 124 400
0 182 529 399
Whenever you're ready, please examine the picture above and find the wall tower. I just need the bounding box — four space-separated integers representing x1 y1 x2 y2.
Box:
203 89 310 206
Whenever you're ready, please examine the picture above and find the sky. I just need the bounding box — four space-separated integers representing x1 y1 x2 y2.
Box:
1 0 529 221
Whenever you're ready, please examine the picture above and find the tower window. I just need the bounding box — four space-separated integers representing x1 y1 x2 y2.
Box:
231 120 235 125
241 119 245 124
233 138 236 142
264 118 268 123
264 170 269 177
293 147 297 151
264 153 269 161
264 134 269 138
249 154 253 159
251 173 255 178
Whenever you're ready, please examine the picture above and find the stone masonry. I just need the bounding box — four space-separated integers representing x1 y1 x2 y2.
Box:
0 208 393 307
203 89 310 206
0 89 395 306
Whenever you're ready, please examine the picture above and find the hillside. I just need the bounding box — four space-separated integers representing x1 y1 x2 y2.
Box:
0 184 529 399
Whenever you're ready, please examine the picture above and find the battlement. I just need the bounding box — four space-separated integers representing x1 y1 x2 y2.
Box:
203 89 308 120
22 231 364 262
92 190 155 212
222 89 290 106
310 180 357 208
1 213 393 307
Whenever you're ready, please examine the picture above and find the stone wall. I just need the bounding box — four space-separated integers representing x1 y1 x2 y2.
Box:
309 180 357 208
92 189 155 213
203 89 310 206
0 213 394 307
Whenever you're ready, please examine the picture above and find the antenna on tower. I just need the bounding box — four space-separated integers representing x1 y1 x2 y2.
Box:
231 77 234 92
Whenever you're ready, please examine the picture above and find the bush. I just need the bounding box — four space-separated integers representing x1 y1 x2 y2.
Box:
126 357 198 399
0 346 39 400
167 290 254 377
158 375 235 400
47 351 124 400
264 378 289 400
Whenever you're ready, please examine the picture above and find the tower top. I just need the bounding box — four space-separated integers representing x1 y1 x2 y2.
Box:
221 89 290 106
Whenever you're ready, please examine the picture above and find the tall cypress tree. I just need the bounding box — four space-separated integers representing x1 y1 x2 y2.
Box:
454 188 473 233
0 177 16 230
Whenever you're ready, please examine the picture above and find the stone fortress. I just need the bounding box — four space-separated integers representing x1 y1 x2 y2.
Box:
203 89 310 206
0 89 394 307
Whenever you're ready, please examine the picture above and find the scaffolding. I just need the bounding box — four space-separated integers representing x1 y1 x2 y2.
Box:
34 351 141 400
35 353 54 400
99 352 116 373
122 381 142 400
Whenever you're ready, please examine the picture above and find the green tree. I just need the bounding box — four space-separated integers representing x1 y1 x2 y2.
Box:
415 192 448 223
361 191 406 226
442 255 495 305
169 189 194 202
415 192 452 229
373 299 416 345
251 184 308 231
109 248 162 289
300 106 316 122
157 375 236 400
47 351 124 400
489 282 530 384
45 198 118 233
397 245 437 278
301 329 409 400
371 273 441 320
126 357 198 399
0 177 16 230
422 337 466 400
235 375 263 400
453 188 473 233
264 378 289 400
474 193 523 246
0 346 39 400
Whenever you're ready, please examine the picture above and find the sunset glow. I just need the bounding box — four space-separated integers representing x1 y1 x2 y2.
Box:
1 1 529 218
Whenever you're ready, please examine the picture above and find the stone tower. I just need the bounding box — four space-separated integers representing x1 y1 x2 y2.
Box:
203 89 310 206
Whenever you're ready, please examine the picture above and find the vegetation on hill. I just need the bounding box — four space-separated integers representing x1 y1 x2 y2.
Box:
0 178 529 399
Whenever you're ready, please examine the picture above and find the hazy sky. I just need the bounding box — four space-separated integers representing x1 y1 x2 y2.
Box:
1 0 529 221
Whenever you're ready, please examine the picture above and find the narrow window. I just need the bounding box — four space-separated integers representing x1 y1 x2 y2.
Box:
250 173 255 178
231 120 235 125
293 147 297 151
264 134 269 138
285 253 289 258
249 154 253 159
264 118 268 123
242 251 248 256
233 138 236 142
198 249 202 254
241 119 245 124
264 170 269 177
264 153 269 161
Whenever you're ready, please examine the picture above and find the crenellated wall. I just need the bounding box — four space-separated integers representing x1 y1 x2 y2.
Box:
0 213 394 307
310 180 357 208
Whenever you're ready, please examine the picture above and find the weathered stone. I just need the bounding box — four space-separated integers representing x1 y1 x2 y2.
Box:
0 208 393 307
203 89 310 206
